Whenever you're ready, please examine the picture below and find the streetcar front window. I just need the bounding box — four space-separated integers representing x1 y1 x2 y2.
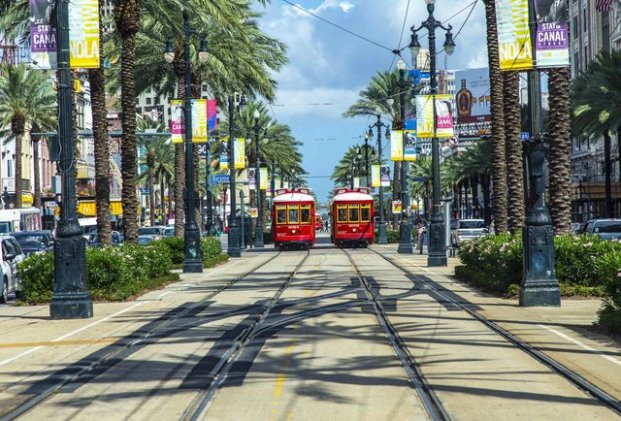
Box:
276 207 286 224
361 206 371 222
348 205 359 222
337 206 347 223
300 206 311 223
288 206 299 223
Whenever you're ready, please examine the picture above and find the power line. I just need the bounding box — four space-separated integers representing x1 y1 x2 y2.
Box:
390 0 412 70
278 0 393 52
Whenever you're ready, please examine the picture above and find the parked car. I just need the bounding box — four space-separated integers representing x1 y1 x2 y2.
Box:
138 227 163 240
87 231 124 247
0 235 26 303
570 222 587 235
163 227 175 237
138 234 158 246
11 230 54 255
454 219 489 246
584 219 621 241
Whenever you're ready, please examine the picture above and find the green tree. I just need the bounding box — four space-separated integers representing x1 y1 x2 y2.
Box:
503 71 524 233
0 64 56 208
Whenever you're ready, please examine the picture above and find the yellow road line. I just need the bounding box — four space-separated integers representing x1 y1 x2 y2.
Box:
0 338 116 349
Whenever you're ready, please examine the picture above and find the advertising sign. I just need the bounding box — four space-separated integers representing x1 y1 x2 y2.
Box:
392 200 402 214
416 95 454 139
495 0 534 71
30 0 57 69
353 177 360 189
390 130 403 161
191 99 207 143
454 67 492 139
219 155 229 170
260 167 269 190
248 168 256 190
380 165 391 187
234 138 246 169
170 100 184 144
250 207 258 218
533 0 569 67
207 99 217 134
69 0 100 68
371 164 381 187
404 131 417 161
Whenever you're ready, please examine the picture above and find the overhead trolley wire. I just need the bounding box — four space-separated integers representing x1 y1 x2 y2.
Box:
278 0 393 52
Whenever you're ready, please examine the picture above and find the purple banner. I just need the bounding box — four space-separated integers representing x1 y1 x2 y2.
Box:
534 0 570 68
29 0 57 68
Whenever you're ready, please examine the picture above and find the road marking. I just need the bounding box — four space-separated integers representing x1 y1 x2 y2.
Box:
0 302 143 367
0 338 116 349
538 324 621 367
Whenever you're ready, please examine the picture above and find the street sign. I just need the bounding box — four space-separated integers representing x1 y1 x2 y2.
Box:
211 174 230 184
412 177 428 182
140 188 150 195
520 132 530 141
197 144 208 158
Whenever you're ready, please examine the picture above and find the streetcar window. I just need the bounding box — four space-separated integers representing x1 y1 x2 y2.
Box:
276 206 286 224
348 205 359 222
360 205 371 222
288 206 299 223
337 206 347 223
300 205 311 223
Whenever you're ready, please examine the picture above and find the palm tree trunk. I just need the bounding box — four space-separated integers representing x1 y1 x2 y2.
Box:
14 132 23 208
471 175 479 218
90 1 111 246
392 161 400 226
484 0 507 233
148 167 155 227
503 71 524 233
173 56 185 238
33 137 41 209
605 130 613 218
482 174 491 225
160 175 166 223
548 67 572 233
114 0 140 244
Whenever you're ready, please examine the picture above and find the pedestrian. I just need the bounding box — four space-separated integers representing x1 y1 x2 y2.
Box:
416 223 425 254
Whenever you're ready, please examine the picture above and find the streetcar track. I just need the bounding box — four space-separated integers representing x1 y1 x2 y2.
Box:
0 251 285 421
181 250 310 421
365 247 621 417
341 248 450 421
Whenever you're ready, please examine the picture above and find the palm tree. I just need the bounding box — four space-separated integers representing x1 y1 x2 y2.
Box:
548 67 572 234
503 71 524 233
0 64 56 208
484 0 507 233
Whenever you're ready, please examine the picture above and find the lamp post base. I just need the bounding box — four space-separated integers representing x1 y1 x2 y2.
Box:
427 252 447 267
255 225 265 248
227 225 241 257
377 222 388 244
427 220 447 266
397 221 413 254
519 285 561 307
183 227 203 273
51 232 93 319
520 224 560 307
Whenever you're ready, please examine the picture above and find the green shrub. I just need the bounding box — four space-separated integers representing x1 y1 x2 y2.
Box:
18 252 54 303
159 237 185 264
201 237 222 259
595 249 621 334
203 253 229 268
374 229 399 243
554 235 617 287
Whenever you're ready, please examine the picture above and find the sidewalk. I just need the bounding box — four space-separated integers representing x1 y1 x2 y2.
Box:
372 243 621 401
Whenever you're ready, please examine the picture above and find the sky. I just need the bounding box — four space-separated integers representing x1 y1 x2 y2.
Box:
255 0 489 204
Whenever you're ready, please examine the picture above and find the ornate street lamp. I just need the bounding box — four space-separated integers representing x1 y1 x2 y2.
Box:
253 109 265 248
396 58 413 254
226 93 245 257
368 107 391 244
409 0 456 266
51 0 93 319
164 11 208 272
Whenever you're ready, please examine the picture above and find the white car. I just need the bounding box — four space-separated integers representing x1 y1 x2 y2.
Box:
0 235 26 303
455 219 489 246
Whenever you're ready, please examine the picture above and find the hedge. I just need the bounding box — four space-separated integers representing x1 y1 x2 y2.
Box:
374 229 400 243
456 233 621 334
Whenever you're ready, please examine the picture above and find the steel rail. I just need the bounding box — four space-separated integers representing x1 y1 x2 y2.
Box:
0 251 284 421
342 248 450 421
181 250 310 421
367 248 621 417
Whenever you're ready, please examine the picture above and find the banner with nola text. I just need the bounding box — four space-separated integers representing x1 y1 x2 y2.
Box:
494 0 533 71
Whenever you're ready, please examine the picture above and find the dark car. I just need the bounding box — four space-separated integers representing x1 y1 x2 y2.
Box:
11 230 54 255
87 231 124 247
584 219 621 241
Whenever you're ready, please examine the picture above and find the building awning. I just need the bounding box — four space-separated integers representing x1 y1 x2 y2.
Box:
77 200 124 217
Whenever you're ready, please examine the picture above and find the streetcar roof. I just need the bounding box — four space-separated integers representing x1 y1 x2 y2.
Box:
273 193 315 202
331 192 373 202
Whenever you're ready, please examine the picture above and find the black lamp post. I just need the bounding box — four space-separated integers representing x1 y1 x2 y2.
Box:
519 0 560 306
363 135 370 187
205 140 214 235
409 0 455 266
50 0 93 319
397 58 413 254
226 94 244 257
164 11 208 272
253 109 264 248
356 147 362 186
368 110 390 244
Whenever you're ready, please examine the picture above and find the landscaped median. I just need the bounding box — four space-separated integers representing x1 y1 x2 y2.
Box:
17 237 229 304
455 233 621 335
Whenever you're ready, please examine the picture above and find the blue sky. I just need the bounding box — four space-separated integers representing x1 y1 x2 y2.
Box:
256 0 489 204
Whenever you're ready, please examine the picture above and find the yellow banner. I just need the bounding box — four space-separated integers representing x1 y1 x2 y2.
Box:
260 167 269 190
353 177 360 189
371 164 381 187
191 99 207 143
69 0 100 68
416 95 454 139
234 138 246 169
390 130 403 161
495 0 533 71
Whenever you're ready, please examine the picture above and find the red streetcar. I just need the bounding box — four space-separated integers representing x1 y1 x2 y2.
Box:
272 188 316 249
314 212 323 231
330 187 374 247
